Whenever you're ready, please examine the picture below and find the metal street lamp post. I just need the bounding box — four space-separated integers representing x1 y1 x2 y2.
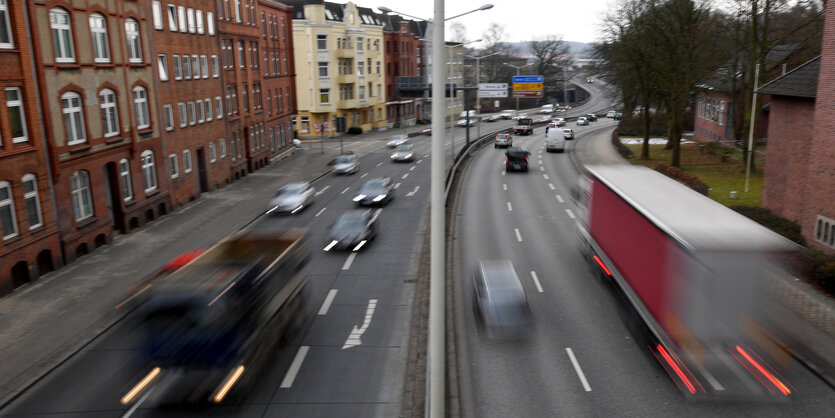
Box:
504 62 534 111
465 51 500 140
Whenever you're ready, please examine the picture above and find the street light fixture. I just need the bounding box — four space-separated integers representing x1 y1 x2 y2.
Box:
377 4 493 22
464 51 501 139
503 62 534 111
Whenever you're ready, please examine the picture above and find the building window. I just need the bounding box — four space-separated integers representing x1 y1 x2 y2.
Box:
187 101 196 125
359 85 365 100
192 55 200 78
215 96 223 119
815 215 835 249
234 0 242 22
169 153 179 178
0 0 13 48
125 19 142 63
178 102 186 127
158 54 169 81
211 55 219 77
151 1 163 30
6 87 27 143
242 86 248 112
183 149 192 173
209 142 217 162
207 12 215 35
320 89 329 104
300 116 309 133
173 55 182 80
163 104 173 131
98 89 119 137
62 92 86 145
204 99 212 121
197 99 204 122
133 87 150 129
358 61 364 76
196 10 204 34
238 40 245 68
89 14 111 63
357 37 363 51
50 9 75 62
167 5 178 31
0 181 17 239
70 171 93 221
141 150 158 192
220 138 226 158
317 34 327 50
119 158 132 201
183 54 192 79
319 62 328 78
200 55 208 78
178 6 187 32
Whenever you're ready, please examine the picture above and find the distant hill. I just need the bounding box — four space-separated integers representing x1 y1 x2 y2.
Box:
507 41 592 56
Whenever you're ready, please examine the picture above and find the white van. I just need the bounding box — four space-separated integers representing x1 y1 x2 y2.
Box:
540 104 554 114
545 123 565 153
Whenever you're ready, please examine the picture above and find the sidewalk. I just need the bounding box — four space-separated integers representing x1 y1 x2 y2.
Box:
0 125 425 408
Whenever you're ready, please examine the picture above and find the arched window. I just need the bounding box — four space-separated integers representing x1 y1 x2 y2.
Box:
99 89 119 137
132 86 150 129
21 174 42 229
61 92 86 145
140 150 158 192
50 8 74 62
89 13 110 63
125 19 142 63
118 158 133 201
70 171 93 221
0 180 18 239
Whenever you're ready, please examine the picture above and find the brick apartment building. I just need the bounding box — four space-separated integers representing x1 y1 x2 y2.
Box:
693 86 769 146
149 1 231 209
27 0 169 266
258 0 297 156
381 14 419 126
0 0 63 295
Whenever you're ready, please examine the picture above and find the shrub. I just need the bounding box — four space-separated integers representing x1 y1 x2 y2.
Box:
611 131 634 159
654 162 710 196
729 205 806 246
347 126 363 135
800 249 835 296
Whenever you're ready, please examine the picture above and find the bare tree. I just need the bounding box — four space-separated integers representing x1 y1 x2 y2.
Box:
449 21 467 43
528 35 572 102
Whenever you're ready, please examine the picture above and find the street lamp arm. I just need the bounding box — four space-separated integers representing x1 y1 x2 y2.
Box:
464 51 501 60
446 3 494 20
379 4 493 22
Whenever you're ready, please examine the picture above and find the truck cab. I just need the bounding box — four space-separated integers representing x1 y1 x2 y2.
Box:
512 118 534 135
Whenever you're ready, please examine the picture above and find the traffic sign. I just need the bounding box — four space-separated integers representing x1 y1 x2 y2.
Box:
478 90 508 98
512 91 543 98
513 83 543 91
479 83 508 90
513 75 543 83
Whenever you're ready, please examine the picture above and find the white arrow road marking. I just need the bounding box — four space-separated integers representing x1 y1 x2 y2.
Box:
566 209 576 219
315 207 327 217
342 299 378 350
406 186 420 197
342 253 357 270
280 346 310 388
318 289 338 315
556 194 564 203
315 186 330 196
530 271 544 293
566 347 592 391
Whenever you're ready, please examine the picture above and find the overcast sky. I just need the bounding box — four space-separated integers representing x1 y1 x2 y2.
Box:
369 0 612 44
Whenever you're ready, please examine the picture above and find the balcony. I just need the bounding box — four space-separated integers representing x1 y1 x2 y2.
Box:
336 74 356 84
337 98 357 109
336 48 354 58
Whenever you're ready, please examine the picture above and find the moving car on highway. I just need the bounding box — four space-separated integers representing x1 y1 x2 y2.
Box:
353 177 394 206
266 182 315 215
391 144 415 162
331 153 360 175
494 134 513 148
505 147 530 172
563 128 575 140
387 134 409 148
324 210 379 252
472 260 534 339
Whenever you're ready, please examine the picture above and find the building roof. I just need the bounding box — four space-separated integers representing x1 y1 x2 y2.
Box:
697 44 808 93
757 56 820 98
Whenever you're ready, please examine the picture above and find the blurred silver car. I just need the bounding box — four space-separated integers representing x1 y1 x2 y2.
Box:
353 177 394 206
387 134 409 148
472 260 533 339
391 144 415 162
331 153 359 175
266 182 314 214
323 209 378 252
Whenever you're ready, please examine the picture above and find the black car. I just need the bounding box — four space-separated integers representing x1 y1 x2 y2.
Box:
505 147 530 172
586 114 598 122
353 177 394 206
324 210 379 252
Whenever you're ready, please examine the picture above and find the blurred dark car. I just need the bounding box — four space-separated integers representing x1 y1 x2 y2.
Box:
505 147 530 172
323 210 378 252
353 177 394 206
266 182 315 215
586 114 598 122
331 153 359 175
391 144 415 162
472 260 534 339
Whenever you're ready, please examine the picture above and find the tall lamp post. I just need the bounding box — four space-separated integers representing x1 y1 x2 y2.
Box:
465 51 500 140
377 4 494 418
447 41 481 160
504 62 534 111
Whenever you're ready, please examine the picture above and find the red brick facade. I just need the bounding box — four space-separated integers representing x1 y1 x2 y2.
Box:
384 20 418 125
0 0 63 295
258 0 296 158
694 90 769 146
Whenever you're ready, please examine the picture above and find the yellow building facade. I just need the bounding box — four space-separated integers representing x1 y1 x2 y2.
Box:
291 2 387 138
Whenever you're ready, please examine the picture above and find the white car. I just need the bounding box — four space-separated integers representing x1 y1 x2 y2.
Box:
331 153 360 174
576 117 588 126
545 127 565 153
267 182 315 214
387 135 409 147
499 109 516 119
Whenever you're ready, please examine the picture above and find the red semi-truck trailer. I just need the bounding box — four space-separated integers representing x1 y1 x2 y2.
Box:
576 165 797 399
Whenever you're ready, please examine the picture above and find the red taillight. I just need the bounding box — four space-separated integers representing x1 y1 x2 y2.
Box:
733 346 792 396
505 157 508 163
525 157 529 162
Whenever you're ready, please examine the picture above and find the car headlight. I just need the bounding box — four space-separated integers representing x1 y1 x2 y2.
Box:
405 153 413 159
372 195 385 202
391 154 397 159
353 194 366 202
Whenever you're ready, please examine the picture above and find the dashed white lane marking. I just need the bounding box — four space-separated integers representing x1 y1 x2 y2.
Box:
543 174 549 180
342 253 357 270
315 207 327 217
315 186 330 196
342 299 378 350
394 182 401 189
503 184 507 191
402 173 409 179
318 289 338 315
530 271 544 293
501 170 506 176
515 228 522 242
417 159 423 164
556 194 564 203
566 209 576 219
507 202 513 212
424 154 430 158
540 167 545 172
280 346 311 388
340 187 350 194
566 347 592 392
548 183 556 190
376 162 383 167
409 166 416 171
360 173 368 178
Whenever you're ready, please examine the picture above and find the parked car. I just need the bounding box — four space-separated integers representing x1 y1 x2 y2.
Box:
576 117 588 126
472 260 534 339
266 182 315 215
391 144 415 162
353 177 394 206
563 129 575 140
324 210 378 252
331 153 360 175
387 134 409 148
494 134 513 148
500 109 516 119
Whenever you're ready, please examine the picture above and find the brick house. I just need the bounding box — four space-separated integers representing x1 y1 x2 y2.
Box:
28 0 169 264
694 81 769 146
380 14 419 126
258 0 297 157
0 0 62 295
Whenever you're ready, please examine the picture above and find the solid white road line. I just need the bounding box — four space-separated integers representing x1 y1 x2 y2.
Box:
565 347 592 392
280 346 311 388
543 174 549 180
566 209 576 219
361 173 368 178
556 194 564 203
341 187 350 194
507 202 513 212
503 184 507 191
515 228 522 242
548 183 556 190
530 271 544 293
402 173 409 179
318 289 338 315
314 186 330 196
315 207 327 217
342 253 357 270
